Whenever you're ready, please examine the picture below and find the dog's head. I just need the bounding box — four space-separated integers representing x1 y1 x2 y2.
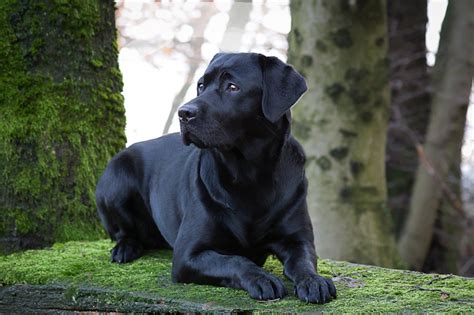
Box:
178 53 307 149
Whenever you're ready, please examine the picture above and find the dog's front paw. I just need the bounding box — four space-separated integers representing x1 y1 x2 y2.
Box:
242 272 287 301
111 239 143 263
294 274 336 304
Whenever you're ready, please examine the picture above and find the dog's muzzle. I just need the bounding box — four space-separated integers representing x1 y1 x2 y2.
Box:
178 103 205 147
178 103 198 123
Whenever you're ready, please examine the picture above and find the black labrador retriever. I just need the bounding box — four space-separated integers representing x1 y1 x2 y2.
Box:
96 53 336 304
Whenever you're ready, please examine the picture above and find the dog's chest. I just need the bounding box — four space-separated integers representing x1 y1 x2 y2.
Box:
237 183 297 220
214 204 282 253
217 175 300 243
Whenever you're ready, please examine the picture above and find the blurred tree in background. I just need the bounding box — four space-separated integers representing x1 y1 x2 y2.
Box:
386 0 431 237
398 0 474 274
288 0 400 267
0 0 125 253
289 0 473 275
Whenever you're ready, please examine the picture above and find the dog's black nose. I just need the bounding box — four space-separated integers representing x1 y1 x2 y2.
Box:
178 104 198 123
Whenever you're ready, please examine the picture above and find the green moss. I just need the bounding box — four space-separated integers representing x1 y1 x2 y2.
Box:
339 128 358 138
291 116 312 141
1 240 472 313
315 39 328 53
325 83 346 102
350 160 364 177
359 111 374 123
339 186 352 202
329 146 349 160
290 27 303 48
301 55 313 67
345 67 369 82
330 28 353 49
90 58 104 68
0 0 125 252
316 156 332 171
348 88 370 105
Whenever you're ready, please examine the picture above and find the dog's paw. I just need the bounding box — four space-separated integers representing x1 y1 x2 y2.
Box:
110 239 143 263
294 274 336 304
242 272 287 301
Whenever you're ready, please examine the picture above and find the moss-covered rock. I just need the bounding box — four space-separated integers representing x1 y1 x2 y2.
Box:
1 240 472 313
0 0 126 253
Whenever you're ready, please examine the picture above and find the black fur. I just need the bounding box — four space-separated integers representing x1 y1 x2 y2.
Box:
96 53 336 303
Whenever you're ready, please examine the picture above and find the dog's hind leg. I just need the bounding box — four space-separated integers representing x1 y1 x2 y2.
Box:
96 198 142 263
96 154 168 263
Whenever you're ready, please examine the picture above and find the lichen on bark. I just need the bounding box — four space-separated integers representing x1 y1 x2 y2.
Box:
0 0 126 253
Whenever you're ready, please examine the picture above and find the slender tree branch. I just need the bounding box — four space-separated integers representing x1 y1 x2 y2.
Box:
162 62 200 134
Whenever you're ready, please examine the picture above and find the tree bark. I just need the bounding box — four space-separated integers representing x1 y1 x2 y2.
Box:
220 0 252 52
289 0 399 267
386 0 431 235
398 0 474 272
0 0 126 252
0 284 219 313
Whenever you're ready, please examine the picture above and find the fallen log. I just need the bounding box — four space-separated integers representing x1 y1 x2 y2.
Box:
1 240 473 313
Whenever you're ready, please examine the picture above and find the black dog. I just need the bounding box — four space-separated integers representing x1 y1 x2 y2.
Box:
96 53 336 304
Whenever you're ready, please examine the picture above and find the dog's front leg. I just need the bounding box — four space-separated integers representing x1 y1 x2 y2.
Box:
172 249 287 300
272 239 336 304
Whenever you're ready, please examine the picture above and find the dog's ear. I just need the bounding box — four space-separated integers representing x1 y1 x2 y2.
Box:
260 55 307 123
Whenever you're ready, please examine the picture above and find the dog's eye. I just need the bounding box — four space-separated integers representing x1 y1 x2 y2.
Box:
197 83 204 92
227 83 239 92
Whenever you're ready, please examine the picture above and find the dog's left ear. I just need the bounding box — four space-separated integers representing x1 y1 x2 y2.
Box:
260 55 307 123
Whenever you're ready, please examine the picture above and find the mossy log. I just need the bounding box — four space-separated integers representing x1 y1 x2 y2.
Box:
1 241 473 313
0 284 228 313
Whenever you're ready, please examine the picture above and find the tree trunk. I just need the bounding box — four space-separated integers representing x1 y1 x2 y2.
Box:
220 0 252 52
289 0 399 267
0 0 126 253
386 0 431 236
398 0 474 272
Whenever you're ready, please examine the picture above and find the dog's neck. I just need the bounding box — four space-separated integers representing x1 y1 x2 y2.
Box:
211 115 290 185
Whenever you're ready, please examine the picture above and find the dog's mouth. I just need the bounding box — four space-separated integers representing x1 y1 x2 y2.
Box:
180 127 233 151
180 127 207 148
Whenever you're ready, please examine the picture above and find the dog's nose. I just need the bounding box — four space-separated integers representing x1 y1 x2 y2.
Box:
178 104 198 123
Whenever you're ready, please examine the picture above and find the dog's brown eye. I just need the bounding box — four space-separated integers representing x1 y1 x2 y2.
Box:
227 83 239 92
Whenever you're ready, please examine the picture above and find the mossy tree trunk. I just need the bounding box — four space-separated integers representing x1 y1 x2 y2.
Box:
289 0 399 267
398 0 474 273
0 0 126 253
